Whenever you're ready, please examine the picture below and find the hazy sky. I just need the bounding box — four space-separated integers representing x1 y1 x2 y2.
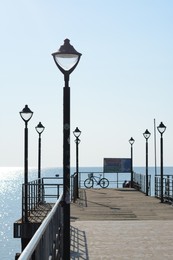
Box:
0 1 173 168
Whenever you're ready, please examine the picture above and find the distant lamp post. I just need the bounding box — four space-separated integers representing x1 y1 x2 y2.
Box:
35 122 45 179
73 127 81 198
157 122 166 203
129 137 135 187
52 39 82 259
19 105 33 222
143 129 151 196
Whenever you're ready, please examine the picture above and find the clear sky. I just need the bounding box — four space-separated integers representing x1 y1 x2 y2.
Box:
0 0 173 168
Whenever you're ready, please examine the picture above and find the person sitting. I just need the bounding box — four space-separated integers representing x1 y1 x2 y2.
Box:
123 180 129 188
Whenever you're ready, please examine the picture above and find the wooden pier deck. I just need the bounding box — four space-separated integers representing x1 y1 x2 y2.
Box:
70 188 173 259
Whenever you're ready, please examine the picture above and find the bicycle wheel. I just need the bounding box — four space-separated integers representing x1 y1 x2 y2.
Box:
84 178 94 188
99 178 109 188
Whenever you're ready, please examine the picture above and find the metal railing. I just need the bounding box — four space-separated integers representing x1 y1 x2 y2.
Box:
155 175 173 202
133 172 151 195
79 171 123 189
22 177 63 221
78 171 150 191
18 193 63 260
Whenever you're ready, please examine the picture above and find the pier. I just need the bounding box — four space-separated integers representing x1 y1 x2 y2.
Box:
71 188 173 259
15 174 173 259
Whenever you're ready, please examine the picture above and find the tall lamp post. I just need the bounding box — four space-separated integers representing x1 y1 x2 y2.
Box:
157 122 166 203
35 122 45 179
143 129 151 196
73 127 81 198
19 105 33 222
35 122 45 204
129 137 135 187
52 39 82 259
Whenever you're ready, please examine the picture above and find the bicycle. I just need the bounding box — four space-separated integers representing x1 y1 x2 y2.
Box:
84 173 109 188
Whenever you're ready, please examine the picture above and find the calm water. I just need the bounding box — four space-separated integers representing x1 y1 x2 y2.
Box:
0 166 173 259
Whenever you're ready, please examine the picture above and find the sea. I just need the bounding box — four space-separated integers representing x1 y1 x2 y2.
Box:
0 166 173 259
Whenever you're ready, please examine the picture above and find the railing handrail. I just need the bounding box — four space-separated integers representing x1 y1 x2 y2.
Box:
18 193 63 260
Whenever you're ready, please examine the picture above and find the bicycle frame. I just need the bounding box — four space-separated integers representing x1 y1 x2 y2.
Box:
89 174 102 186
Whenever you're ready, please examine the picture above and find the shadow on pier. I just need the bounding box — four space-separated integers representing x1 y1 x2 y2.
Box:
71 188 173 221
70 225 89 260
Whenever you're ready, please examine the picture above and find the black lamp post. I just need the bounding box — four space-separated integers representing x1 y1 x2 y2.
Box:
143 129 151 196
157 122 166 203
35 122 45 179
73 127 81 198
19 105 33 222
35 122 45 204
129 137 135 187
52 39 82 259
